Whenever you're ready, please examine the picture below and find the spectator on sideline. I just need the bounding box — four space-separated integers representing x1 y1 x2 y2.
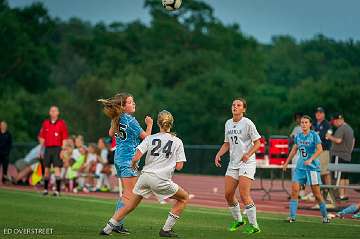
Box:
83 143 99 191
0 121 12 184
326 113 355 200
60 139 74 191
12 142 43 185
71 135 85 161
39 106 69 196
290 112 303 143
66 145 87 193
95 137 111 192
312 107 332 203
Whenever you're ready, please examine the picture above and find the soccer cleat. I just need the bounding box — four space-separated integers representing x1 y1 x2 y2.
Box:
286 217 296 223
352 213 360 219
159 229 178 237
99 229 110 236
228 219 246 232
335 213 344 219
42 190 48 196
2 175 12 183
113 225 130 234
52 191 60 197
242 224 261 234
327 213 336 219
322 217 330 223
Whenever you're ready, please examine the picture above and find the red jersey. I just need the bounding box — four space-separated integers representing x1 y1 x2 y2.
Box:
39 119 69 147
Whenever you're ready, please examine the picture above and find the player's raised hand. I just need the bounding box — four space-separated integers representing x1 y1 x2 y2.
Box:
145 115 153 126
215 155 222 167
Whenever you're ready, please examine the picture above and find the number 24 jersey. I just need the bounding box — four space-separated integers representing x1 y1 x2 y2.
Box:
137 132 186 180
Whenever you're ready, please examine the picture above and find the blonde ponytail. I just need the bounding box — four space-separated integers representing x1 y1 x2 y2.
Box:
157 110 175 135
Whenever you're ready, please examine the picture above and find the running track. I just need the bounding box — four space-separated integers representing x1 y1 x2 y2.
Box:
1 171 359 218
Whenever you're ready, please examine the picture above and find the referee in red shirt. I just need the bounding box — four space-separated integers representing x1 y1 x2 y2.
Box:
39 106 69 196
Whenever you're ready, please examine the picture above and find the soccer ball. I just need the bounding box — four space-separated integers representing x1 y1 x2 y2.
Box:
162 0 182 11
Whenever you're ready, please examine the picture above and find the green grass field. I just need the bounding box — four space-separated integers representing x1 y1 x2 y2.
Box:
0 188 359 239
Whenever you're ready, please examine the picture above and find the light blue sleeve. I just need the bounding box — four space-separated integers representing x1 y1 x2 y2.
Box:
129 118 144 138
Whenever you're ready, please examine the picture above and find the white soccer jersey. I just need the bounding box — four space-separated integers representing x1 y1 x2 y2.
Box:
224 117 261 169
137 133 186 180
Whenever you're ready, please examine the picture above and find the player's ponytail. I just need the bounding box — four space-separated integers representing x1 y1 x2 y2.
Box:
157 110 175 135
98 93 132 134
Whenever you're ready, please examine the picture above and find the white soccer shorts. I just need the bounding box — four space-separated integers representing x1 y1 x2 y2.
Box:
133 172 179 201
225 162 256 180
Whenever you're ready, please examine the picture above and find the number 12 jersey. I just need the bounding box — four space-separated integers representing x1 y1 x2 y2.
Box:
224 117 261 169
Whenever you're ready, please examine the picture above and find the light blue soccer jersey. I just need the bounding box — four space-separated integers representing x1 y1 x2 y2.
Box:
294 130 322 171
114 113 143 167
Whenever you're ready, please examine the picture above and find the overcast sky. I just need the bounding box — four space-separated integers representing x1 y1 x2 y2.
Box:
8 0 360 43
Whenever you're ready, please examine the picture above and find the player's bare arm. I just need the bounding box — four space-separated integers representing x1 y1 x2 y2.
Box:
242 139 261 162
108 119 117 137
131 149 144 170
140 116 153 139
283 145 298 171
304 143 323 166
215 142 230 167
175 162 184 171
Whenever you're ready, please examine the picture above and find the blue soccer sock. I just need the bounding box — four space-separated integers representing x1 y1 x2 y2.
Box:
115 199 124 211
115 199 125 226
289 199 298 219
339 204 359 216
319 202 328 218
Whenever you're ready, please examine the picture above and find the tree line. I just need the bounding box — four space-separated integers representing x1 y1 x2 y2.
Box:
1 0 359 145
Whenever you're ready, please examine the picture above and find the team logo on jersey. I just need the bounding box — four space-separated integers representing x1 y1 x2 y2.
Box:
298 140 310 146
227 129 242 135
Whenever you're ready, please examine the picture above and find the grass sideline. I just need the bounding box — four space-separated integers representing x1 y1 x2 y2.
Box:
0 188 359 238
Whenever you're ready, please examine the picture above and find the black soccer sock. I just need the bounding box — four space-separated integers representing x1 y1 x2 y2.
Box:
55 177 61 192
44 178 49 190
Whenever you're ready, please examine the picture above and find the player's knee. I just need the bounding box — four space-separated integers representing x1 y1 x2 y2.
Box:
239 192 251 204
180 191 189 205
313 193 323 203
224 191 234 203
122 191 132 202
291 190 299 197
291 184 300 193
291 188 299 198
